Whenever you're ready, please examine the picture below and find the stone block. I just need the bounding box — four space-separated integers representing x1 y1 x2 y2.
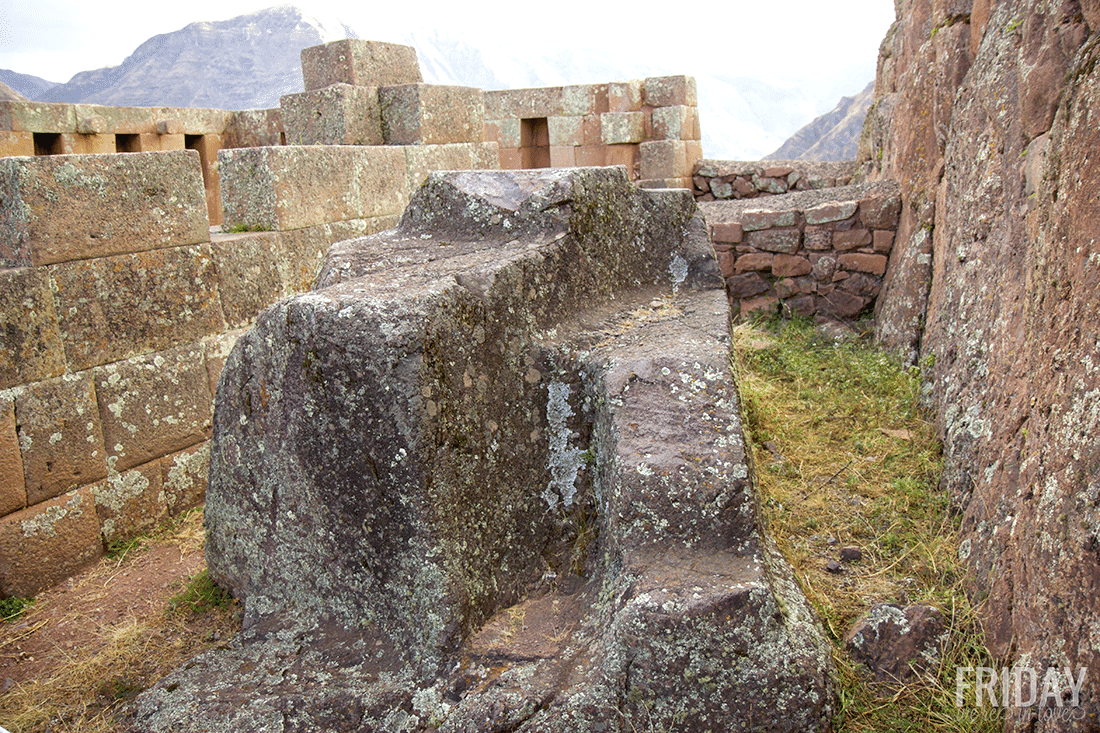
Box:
484 87 563 118
474 141 500 169
0 486 102 598
0 268 65 388
763 165 794 178
92 459 167 542
0 101 75 133
203 330 246 399
378 84 484 145
158 134 186 151
874 230 896 253
804 227 834 250
711 222 743 243
806 201 859 225
14 373 107 505
639 139 688 180
485 118 521 149
574 146 605 166
636 177 692 190
562 84 608 116
651 105 693 140
547 116 583 146
837 252 889 275
280 84 383 146
403 143 499 200
156 118 181 135
222 109 284 148
727 271 771 299
742 209 797 231
608 80 643 112
600 112 645 144
736 252 773 272
219 146 409 231
210 231 284 329
0 151 209 267
498 147 522 169
603 144 638 174
149 107 232 135
51 244 226 372
93 343 213 473
643 75 697 107
75 115 106 134
301 39 422 91
811 253 838 281
822 290 870 318
773 254 812 277
833 228 874 251
277 217 401 295
860 191 902 229
752 174 789 194
581 115 602 147
160 442 210 516
549 146 576 167
0 131 33 156
740 294 779 319
745 228 801 254
0 395 26 517
186 133 223 226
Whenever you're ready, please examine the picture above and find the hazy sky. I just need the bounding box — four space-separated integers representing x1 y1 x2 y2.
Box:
2 1 896 85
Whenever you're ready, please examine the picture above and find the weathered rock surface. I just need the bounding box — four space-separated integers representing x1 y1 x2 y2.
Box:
844 603 946 683
135 169 832 731
864 0 1100 726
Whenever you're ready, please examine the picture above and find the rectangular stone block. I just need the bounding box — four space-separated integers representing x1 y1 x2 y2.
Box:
742 209 797 231
640 139 688 180
652 105 694 140
833 228 874 251
0 268 65 387
485 118 521 149
484 87 564 118
211 231 284 329
186 132 223 226
93 343 213 473
581 115 602 147
158 134 186 151
608 80 642 112
403 142 500 201
0 101 75 133
474 141 500 169
601 112 645 144
203 329 246 399
160 442 210 516
498 147 522 169
0 395 26 517
837 252 889 275
562 84 609 116
281 84 383 145
277 216 401 295
859 190 902 229
803 227 834 250
603 144 638 175
0 150 210 267
0 486 102 598
549 146 576 167
92 459 167 542
548 116 583 146
14 372 107 505
806 201 859 225
711 222 744 243
150 107 232 135
55 133 118 154
301 39 422 91
219 146 409 231
51 243 227 371
874 230 896 253
379 84 484 145
222 109 284 148
643 76 698 107
736 252 773 272
0 131 33 156
745 228 801 254
574 146 605 166
74 105 155 134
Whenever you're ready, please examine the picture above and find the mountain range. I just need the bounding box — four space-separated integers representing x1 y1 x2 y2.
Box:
1 5 873 161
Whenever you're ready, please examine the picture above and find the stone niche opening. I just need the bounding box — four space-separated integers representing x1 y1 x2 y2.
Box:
32 133 61 156
520 117 550 169
116 134 140 153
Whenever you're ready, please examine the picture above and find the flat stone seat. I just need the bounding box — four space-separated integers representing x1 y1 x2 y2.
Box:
135 168 833 732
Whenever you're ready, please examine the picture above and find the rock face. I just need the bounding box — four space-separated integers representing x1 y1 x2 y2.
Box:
864 0 1100 726
135 168 834 732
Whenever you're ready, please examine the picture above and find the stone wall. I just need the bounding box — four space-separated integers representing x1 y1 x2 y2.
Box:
701 181 900 321
692 160 857 201
484 75 702 188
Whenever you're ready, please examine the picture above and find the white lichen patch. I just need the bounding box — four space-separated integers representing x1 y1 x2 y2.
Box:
544 381 585 508
22 492 85 539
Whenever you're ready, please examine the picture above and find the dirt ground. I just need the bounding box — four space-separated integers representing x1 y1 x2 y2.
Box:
0 510 240 733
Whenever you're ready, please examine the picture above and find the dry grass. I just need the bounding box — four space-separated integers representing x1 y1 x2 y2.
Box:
0 509 239 733
731 317 998 732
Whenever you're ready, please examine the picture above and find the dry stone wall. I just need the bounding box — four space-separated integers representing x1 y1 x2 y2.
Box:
701 181 900 321
693 159 857 201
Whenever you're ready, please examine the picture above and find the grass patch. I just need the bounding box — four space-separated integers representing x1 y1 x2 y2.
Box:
168 569 233 615
731 316 997 732
0 596 33 623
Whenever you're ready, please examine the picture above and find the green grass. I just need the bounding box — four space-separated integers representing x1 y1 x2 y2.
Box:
0 595 34 622
168 568 233 615
732 316 997 732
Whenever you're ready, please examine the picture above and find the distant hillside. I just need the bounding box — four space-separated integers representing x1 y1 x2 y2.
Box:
0 69 57 99
765 81 875 161
40 5 355 109
0 81 27 102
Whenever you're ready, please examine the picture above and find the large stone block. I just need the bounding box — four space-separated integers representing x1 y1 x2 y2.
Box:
608 80 642 112
643 75 698 107
547 116 583 146
0 150 210 267
0 101 75 133
0 394 26 517
276 217 401 295
219 146 409 231
160 442 210 516
14 372 107 505
222 109 284 148
0 132 33 156
561 83 608 116
379 84 484 145
651 105 694 140
484 118 521 149
73 104 155 134
301 39 422 91
280 84 382 146
0 268 65 388
92 459 167 542
93 343 213 474
0 486 102 598
50 243 226 372
484 87 564 118
600 111 645 144
640 139 689 180
210 231 284 329
403 143 500 201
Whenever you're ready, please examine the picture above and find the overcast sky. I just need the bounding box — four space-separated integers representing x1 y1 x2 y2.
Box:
2 1 896 85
